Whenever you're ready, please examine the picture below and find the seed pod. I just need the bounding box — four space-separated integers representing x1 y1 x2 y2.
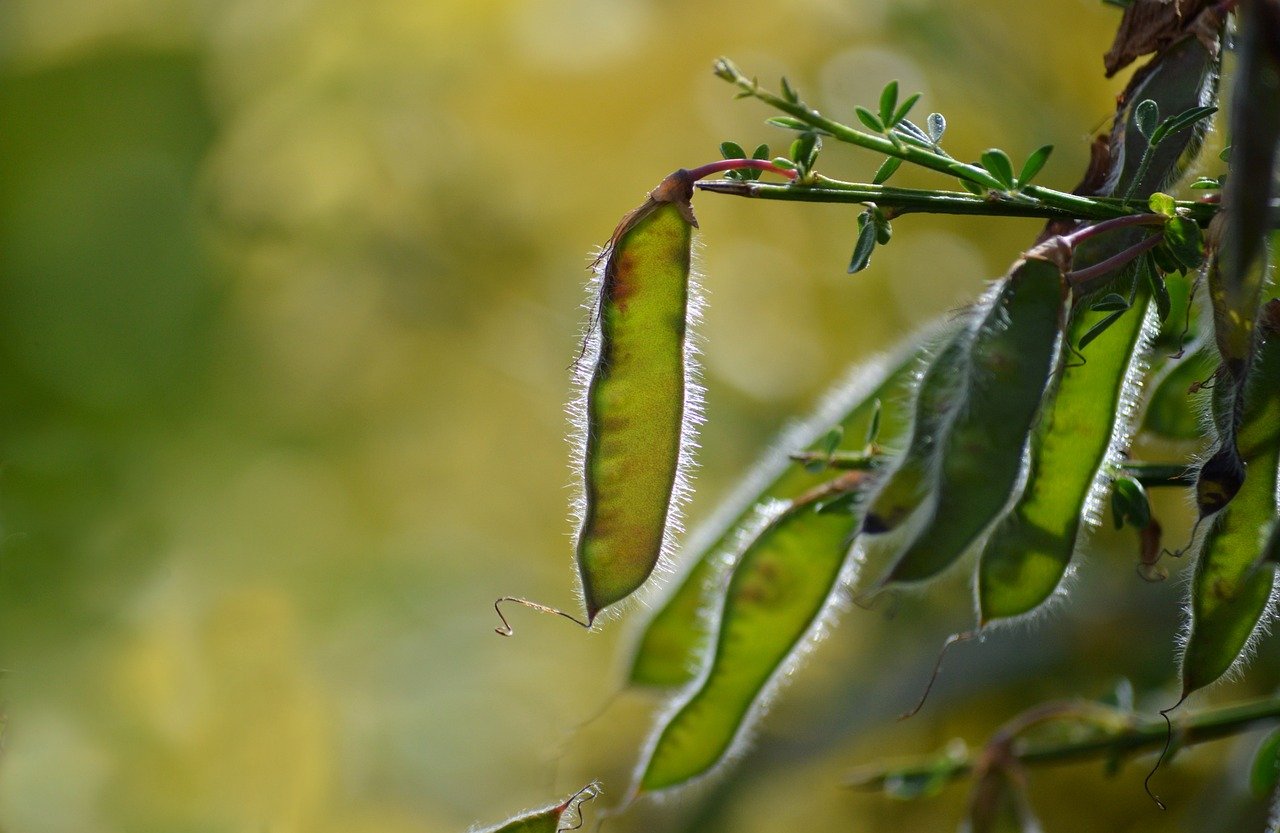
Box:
472 784 598 833
882 244 1069 586
1108 12 1223 202
1181 303 1280 697
627 326 946 687
979 288 1156 624
636 471 868 792
861 329 972 536
1140 337 1215 443
573 169 700 623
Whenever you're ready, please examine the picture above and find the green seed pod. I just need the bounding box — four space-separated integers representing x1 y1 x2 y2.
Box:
636 471 868 792
472 784 598 833
573 170 700 623
882 244 1069 586
978 288 1157 624
1181 305 1280 697
1140 337 1215 443
626 325 948 687
862 329 973 536
1109 15 1223 202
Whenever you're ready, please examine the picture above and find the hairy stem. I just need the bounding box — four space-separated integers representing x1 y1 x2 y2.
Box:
696 178 1224 225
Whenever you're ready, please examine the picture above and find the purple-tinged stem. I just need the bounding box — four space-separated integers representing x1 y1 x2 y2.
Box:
1064 233 1163 286
685 158 798 182
1062 213 1166 247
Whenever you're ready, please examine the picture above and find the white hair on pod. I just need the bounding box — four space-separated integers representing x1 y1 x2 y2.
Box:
980 293 1162 633
565 231 707 626
632 498 865 799
625 315 954 665
466 782 601 833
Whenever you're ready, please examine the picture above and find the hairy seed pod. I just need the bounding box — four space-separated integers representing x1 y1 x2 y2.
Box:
573 169 700 623
979 286 1156 624
472 784 598 833
627 326 948 687
1181 303 1280 697
861 329 972 536
636 471 868 792
882 243 1069 586
1141 337 1215 442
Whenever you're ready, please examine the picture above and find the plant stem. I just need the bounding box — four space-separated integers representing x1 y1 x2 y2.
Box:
846 695 1280 792
1062 213 1167 246
696 178 1227 226
1121 462 1197 488
712 58 1145 220
1064 234 1163 286
685 158 797 182
697 179 1119 221
787 450 879 470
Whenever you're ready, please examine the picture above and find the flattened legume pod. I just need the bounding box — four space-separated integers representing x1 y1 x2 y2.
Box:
472 784 598 833
862 328 972 536
573 169 701 623
883 243 1069 586
1181 304 1280 697
636 470 869 792
978 289 1156 623
627 324 949 687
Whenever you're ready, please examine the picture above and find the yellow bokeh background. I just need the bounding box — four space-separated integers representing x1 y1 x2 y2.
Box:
0 1 1273 831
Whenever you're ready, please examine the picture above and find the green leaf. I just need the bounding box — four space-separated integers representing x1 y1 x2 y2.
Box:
626 333 934 686
1110 476 1151 530
1189 176 1222 190
821 426 844 457
719 141 746 161
1149 104 1218 145
790 132 821 174
927 112 946 143
766 116 810 131
1142 256 1172 322
894 118 932 145
981 148 1016 189
865 399 883 445
1135 99 1159 139
1251 728 1280 798
752 143 770 160
872 156 903 185
848 216 878 274
770 156 797 171
1017 144 1053 187
855 105 886 133
1077 308 1127 351
780 75 799 103
1090 293 1131 312
1164 216 1204 271
879 80 899 127
892 92 923 127
1147 191 1177 216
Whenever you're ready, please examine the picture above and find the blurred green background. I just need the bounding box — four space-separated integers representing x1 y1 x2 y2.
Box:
0 0 1273 831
